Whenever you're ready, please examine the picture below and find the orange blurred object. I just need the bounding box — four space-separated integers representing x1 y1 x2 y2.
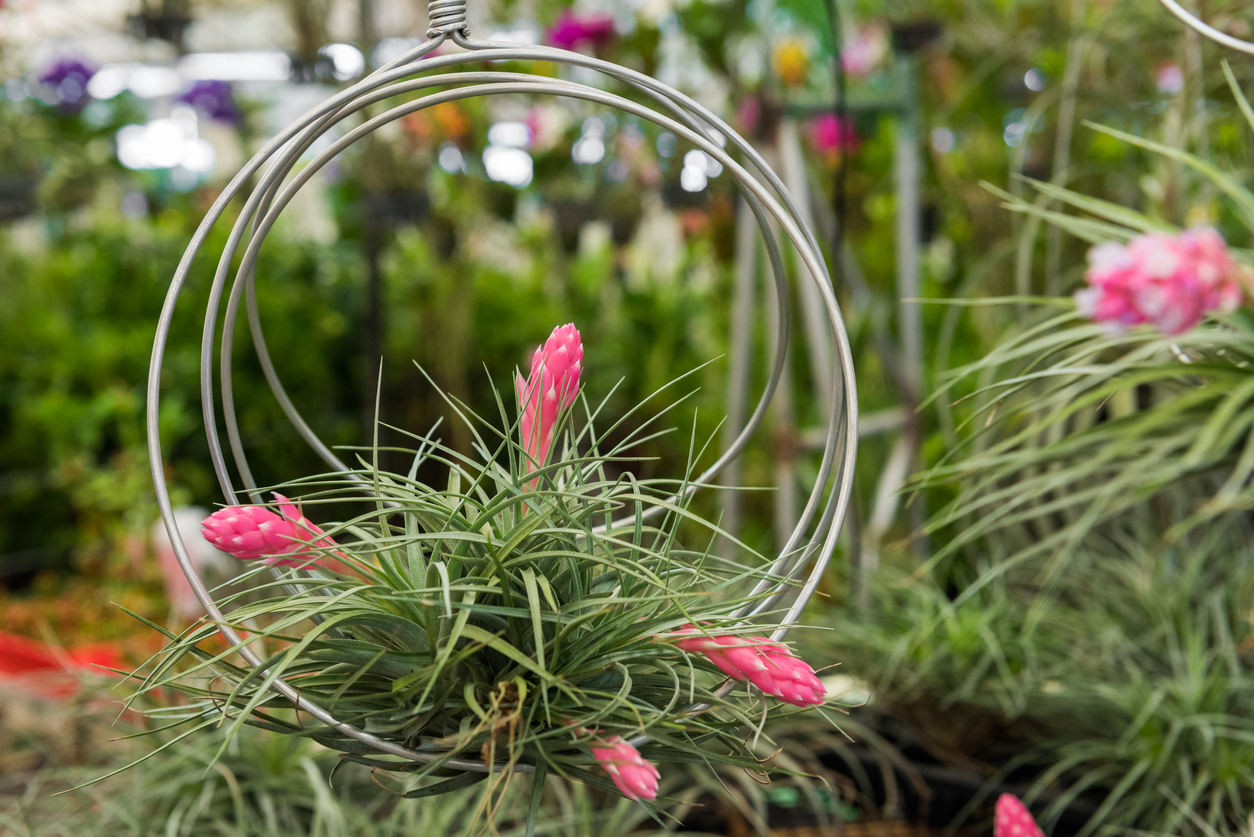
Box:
401 102 471 146
0 630 123 700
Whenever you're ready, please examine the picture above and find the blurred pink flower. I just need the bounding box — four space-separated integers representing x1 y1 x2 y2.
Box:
805 113 859 156
547 12 616 52
1075 227 1248 335
736 97 761 136
994 794 1045 837
201 493 357 575
516 324 583 478
841 25 888 78
590 734 660 800
668 625 826 707
1156 62 1184 94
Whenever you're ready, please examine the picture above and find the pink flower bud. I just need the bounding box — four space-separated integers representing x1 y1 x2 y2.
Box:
668 626 826 707
1076 227 1249 336
516 324 583 477
590 734 660 801
994 794 1045 837
201 494 355 576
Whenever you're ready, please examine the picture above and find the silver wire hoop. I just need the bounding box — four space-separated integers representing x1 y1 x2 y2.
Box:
1153 0 1254 56
147 0 858 774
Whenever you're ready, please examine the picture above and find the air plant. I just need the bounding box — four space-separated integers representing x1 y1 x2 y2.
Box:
872 61 1254 836
115 324 828 833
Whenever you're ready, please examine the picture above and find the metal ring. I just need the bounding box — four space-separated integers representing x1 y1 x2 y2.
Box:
1154 0 1254 55
148 26 858 774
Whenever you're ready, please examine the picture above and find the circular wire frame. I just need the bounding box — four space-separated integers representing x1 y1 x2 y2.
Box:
148 21 858 774
1153 0 1254 55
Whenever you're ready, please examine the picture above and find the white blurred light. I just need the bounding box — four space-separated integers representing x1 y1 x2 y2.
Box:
684 149 722 177
179 51 291 82
484 23 543 44
1003 122 1027 147
930 127 956 153
572 136 605 165
488 121 532 149
118 120 182 169
58 77 84 104
372 37 424 68
31 79 58 106
87 65 127 99
180 138 217 173
656 132 677 157
582 115 606 138
171 166 199 191
87 63 181 99
116 118 216 174
1024 68 1046 91
121 191 149 218
483 145 533 187
320 43 366 82
3 79 26 101
132 66 182 98
438 142 466 173
680 165 708 192
606 159 628 181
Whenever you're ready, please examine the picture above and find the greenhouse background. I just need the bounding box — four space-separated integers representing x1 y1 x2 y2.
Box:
3 0 1254 833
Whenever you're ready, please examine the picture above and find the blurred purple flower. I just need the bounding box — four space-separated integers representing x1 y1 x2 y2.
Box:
547 12 616 52
805 113 859 155
176 80 239 125
39 58 96 112
736 97 761 136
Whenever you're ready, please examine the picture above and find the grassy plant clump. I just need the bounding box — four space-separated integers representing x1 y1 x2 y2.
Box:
0 712 709 837
807 63 1254 836
120 373 824 827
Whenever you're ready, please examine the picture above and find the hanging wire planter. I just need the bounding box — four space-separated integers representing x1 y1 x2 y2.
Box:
145 0 858 790
1152 0 1254 56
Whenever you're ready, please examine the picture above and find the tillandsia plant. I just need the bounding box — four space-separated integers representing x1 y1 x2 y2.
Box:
870 62 1254 835
919 64 1254 584
119 324 829 830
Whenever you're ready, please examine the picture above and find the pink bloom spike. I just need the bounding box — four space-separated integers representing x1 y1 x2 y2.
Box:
994 794 1045 837
590 734 660 801
201 493 356 576
516 324 583 480
668 626 826 707
1076 227 1250 336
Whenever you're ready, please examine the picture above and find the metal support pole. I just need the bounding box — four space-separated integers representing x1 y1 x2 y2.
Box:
760 141 800 555
718 196 759 552
779 118 835 424
894 55 923 406
894 54 928 563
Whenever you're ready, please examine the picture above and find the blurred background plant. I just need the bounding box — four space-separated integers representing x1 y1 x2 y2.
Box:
6 0 1254 831
806 46 1254 837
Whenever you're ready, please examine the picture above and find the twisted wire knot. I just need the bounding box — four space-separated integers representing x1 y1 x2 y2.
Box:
427 0 469 37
